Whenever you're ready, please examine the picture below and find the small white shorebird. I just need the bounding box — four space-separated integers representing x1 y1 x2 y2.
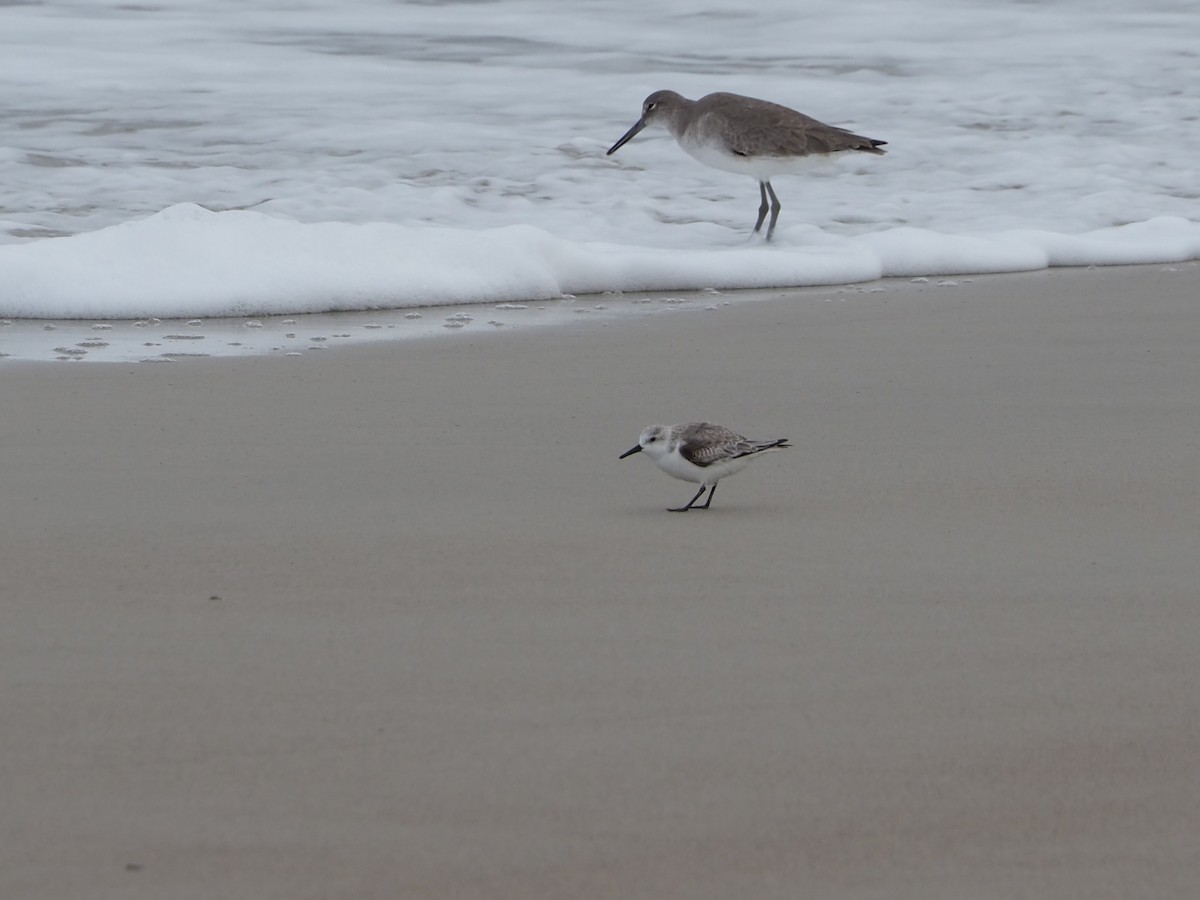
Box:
607 90 886 240
619 422 791 512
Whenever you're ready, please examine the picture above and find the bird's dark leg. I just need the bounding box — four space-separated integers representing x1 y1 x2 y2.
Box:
668 485 708 512
764 181 782 241
753 181 770 234
697 482 717 509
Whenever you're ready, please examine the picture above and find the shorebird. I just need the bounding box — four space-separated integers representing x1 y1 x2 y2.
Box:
606 90 886 239
619 422 790 512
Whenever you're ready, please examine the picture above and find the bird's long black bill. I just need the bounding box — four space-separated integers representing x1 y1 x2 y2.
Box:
619 444 643 459
607 119 646 155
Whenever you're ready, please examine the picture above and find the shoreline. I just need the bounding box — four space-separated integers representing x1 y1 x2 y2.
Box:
4 262 1199 899
1 259 1194 366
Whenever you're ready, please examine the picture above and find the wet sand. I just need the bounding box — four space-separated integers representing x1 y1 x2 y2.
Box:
3 263 1199 899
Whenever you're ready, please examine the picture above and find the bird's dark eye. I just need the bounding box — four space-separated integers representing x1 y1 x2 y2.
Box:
646 102 657 112
646 435 657 442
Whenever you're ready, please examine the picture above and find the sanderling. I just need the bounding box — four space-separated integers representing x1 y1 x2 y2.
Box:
619 421 790 512
606 90 886 240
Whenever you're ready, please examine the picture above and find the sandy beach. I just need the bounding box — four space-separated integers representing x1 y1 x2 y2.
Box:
3 262 1198 899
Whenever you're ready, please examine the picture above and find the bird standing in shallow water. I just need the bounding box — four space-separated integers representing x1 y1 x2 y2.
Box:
607 90 886 240
619 422 791 512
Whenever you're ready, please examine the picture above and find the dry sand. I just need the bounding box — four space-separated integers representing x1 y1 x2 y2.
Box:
3 263 1199 899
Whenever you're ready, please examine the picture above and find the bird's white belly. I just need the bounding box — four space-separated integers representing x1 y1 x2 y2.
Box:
678 133 833 181
657 451 752 485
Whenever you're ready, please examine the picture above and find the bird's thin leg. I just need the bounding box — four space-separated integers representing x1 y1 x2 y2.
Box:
697 482 718 510
753 181 770 234
764 181 782 241
668 485 708 512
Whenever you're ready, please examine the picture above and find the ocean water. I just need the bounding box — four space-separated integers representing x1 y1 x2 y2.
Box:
1 0 1198 359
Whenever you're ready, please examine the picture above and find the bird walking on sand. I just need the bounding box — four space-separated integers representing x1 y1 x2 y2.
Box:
619 422 791 512
606 90 886 240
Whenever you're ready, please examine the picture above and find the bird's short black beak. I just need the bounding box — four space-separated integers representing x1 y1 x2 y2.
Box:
607 118 646 155
619 444 643 459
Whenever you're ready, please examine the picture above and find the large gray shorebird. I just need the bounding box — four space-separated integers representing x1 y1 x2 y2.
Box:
619 422 790 512
607 90 886 239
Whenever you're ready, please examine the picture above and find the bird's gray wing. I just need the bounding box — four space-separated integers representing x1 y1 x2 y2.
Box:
676 423 747 467
711 99 885 157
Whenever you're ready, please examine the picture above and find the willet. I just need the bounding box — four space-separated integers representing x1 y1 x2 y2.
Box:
619 421 791 512
607 90 886 239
